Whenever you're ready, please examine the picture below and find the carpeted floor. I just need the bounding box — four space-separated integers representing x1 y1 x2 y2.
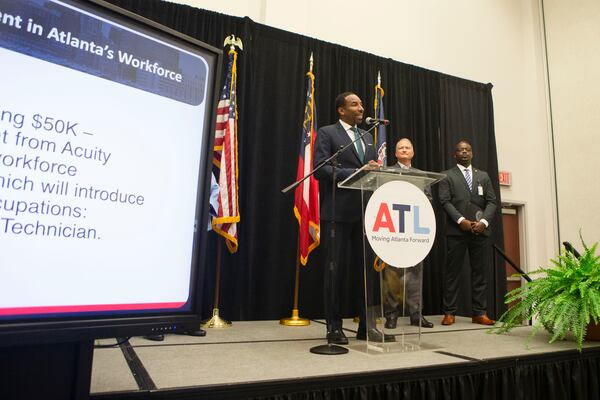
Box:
90 316 598 395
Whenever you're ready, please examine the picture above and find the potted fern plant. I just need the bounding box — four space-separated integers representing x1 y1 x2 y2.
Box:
493 239 600 351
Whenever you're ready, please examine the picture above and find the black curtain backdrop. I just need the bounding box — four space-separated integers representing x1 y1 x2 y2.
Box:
106 0 506 321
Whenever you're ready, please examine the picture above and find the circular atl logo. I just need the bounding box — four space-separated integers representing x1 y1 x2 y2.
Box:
364 180 436 268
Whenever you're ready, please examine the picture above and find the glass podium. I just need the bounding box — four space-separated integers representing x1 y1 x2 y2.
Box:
339 165 445 353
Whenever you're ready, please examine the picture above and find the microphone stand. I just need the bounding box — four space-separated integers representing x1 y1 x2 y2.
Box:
281 121 380 355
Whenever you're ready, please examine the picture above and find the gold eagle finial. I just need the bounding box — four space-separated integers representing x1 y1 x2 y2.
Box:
223 34 243 51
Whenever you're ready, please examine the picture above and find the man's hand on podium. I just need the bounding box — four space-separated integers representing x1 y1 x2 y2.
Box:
366 160 380 170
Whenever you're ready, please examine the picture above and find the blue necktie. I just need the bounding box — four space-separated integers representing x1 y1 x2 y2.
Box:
351 127 364 161
464 169 472 191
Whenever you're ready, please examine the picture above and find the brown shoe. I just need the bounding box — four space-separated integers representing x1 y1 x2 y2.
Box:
472 314 495 325
441 314 455 325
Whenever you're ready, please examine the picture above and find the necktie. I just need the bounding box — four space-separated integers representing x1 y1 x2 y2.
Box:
351 127 364 161
464 169 472 191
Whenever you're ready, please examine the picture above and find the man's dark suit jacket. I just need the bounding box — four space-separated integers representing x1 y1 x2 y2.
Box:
438 165 497 236
313 122 376 222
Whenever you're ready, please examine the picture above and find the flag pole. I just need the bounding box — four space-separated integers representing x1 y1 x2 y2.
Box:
374 71 381 155
202 236 231 328
203 34 242 329
281 53 316 327
280 236 310 326
355 72 387 325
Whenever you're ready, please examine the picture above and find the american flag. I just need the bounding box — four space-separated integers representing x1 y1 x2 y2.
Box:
212 48 240 253
293 70 320 265
374 81 387 167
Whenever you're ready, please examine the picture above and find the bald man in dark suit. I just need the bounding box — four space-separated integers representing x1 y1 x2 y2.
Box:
438 140 497 326
313 91 394 344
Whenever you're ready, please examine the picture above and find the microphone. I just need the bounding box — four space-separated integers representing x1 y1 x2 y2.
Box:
563 241 581 259
365 117 390 126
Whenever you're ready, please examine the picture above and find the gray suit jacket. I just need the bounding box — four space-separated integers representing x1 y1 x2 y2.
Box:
387 163 433 201
438 165 497 237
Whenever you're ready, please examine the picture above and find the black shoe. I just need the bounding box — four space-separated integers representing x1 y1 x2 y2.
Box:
384 315 398 329
143 334 164 341
326 329 349 345
356 328 396 342
410 316 434 328
179 329 206 337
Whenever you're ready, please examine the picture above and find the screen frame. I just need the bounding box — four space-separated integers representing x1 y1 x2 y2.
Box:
0 0 223 346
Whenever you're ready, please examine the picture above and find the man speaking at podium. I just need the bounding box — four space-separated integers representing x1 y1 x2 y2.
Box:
438 140 497 326
313 92 393 344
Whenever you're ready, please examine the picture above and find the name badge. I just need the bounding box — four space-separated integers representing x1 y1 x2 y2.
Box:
477 185 484 196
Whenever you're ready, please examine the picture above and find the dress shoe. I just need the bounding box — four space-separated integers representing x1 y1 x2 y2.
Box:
356 328 396 342
441 314 455 325
472 314 495 325
411 316 434 328
384 315 398 329
326 329 349 345
180 329 206 337
143 334 165 341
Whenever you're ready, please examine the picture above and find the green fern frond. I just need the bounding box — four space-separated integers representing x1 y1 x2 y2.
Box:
492 238 600 351
580 229 589 251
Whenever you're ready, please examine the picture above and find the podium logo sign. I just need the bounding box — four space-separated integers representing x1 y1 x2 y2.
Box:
364 181 436 268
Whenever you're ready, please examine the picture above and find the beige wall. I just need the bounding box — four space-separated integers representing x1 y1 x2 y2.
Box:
543 0 600 248
171 0 565 268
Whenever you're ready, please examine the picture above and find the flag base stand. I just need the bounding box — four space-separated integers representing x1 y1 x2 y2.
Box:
201 308 231 329
280 309 310 326
310 344 348 355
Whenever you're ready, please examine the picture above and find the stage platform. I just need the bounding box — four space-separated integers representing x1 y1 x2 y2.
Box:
89 316 600 400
